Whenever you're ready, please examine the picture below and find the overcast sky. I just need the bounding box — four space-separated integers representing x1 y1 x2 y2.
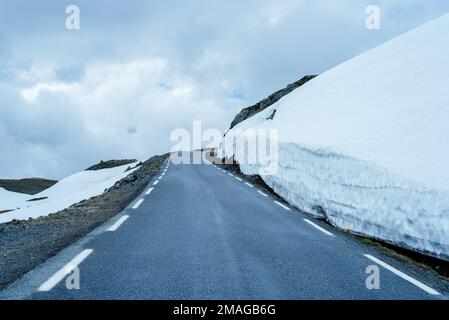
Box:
0 0 448 179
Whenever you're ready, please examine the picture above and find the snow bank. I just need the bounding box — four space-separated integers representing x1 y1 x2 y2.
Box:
0 163 138 224
222 14 449 260
0 188 30 211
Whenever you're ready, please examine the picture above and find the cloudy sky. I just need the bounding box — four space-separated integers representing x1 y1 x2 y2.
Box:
0 0 448 179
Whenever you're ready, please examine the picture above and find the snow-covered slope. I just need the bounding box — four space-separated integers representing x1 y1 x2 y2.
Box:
222 14 449 260
0 163 138 224
0 188 30 211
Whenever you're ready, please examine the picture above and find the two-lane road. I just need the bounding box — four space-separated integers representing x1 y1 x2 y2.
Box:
1 156 446 299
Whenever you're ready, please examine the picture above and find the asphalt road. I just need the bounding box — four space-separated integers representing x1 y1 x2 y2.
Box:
1 155 447 299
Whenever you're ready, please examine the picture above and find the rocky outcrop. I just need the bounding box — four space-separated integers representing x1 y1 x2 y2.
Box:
229 75 317 129
86 159 138 171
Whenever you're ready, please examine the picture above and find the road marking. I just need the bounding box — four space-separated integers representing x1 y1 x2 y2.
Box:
363 254 440 295
235 177 242 181
303 219 334 236
158 176 163 179
274 200 291 211
153 180 159 186
145 187 154 195
228 173 234 177
38 249 93 292
258 190 268 197
245 182 254 188
132 198 144 209
107 215 129 232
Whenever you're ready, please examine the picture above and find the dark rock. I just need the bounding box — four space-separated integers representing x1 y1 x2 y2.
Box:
266 109 277 120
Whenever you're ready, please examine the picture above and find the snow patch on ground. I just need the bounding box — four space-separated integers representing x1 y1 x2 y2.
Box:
222 14 449 260
0 163 139 224
0 188 30 212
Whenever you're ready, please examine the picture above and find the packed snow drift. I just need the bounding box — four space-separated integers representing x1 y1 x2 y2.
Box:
221 14 449 260
0 163 138 224
0 188 30 212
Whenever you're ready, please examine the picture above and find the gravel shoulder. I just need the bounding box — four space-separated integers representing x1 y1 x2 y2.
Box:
0 153 168 290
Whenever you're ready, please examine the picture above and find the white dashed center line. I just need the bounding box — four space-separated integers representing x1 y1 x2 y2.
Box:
153 180 159 186
107 215 129 232
145 187 154 195
303 219 334 236
38 249 93 292
228 173 234 177
258 190 268 197
235 177 242 181
274 200 291 211
364 254 440 295
245 182 254 188
132 198 145 209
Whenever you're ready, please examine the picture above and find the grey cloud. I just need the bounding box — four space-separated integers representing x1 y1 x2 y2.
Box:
0 0 448 179
55 65 86 83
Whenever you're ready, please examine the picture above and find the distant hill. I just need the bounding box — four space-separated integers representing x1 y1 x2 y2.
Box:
0 178 57 195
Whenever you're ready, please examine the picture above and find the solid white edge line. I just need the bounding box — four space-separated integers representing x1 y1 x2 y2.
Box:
145 187 154 195
274 200 291 211
38 249 93 292
363 254 440 295
132 198 145 209
258 190 268 197
245 182 254 188
303 218 334 236
153 180 159 186
107 215 129 232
